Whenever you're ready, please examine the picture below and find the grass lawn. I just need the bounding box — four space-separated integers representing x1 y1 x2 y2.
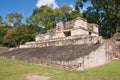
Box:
0 58 120 80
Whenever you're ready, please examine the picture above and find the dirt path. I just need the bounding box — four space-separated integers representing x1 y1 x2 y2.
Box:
26 75 50 80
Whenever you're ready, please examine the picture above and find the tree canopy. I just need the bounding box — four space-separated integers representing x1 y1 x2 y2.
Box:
75 0 120 38
26 5 82 33
0 16 3 26
2 25 41 47
6 13 23 27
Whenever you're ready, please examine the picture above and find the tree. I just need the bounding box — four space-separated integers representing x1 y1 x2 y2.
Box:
60 4 72 13
3 27 18 47
54 8 66 22
59 4 73 21
69 10 82 20
76 0 120 38
27 5 82 33
0 26 10 46
26 16 33 26
26 6 55 33
6 13 14 26
75 0 80 11
115 0 120 32
6 13 23 27
0 16 3 26
14 12 23 27
75 0 86 11
3 25 40 47
54 4 82 22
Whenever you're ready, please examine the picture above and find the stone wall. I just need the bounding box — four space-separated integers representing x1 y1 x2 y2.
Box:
74 17 87 29
1 44 109 70
35 17 99 41
19 36 102 48
104 39 120 60
83 44 109 69
71 29 89 36
53 44 109 70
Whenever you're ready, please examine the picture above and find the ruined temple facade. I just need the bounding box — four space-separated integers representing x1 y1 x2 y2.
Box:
35 17 99 41
19 17 101 48
20 17 101 48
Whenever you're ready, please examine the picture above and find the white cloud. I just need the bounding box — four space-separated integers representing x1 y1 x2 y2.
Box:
36 0 58 9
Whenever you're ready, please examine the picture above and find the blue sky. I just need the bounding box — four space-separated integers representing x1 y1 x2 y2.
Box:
0 0 37 22
0 0 89 23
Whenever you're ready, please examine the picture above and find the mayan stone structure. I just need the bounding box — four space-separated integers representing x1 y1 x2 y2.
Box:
0 17 111 70
19 17 101 48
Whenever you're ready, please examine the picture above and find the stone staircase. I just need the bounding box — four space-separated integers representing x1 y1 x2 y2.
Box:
0 44 101 62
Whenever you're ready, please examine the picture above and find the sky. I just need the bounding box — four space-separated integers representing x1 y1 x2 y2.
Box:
0 0 90 23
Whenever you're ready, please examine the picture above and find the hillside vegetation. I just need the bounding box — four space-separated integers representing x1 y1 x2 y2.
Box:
0 58 120 80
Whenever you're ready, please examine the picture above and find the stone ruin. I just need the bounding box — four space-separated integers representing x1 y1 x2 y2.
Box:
104 32 120 60
19 17 102 48
0 17 112 70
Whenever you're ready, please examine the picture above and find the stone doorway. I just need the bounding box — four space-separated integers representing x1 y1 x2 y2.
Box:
64 30 71 37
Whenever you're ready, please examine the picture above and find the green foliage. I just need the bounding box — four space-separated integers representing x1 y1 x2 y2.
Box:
6 13 14 26
0 58 120 80
69 10 83 20
76 0 120 38
26 6 55 33
6 13 23 26
26 16 33 26
59 4 82 21
0 26 10 46
26 5 82 33
118 27 120 32
0 16 3 26
14 13 23 27
0 4 82 47
2 25 41 47
3 27 18 47
75 0 81 11
60 4 72 14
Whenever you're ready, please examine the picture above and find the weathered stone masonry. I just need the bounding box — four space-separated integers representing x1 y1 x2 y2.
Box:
0 17 111 70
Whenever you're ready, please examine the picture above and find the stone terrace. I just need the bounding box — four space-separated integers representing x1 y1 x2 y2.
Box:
0 44 101 68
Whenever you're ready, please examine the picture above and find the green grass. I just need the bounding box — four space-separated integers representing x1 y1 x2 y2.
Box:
0 58 120 80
